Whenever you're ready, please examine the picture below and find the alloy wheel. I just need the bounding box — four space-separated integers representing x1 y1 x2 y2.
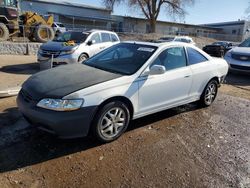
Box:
99 107 126 139
205 83 217 105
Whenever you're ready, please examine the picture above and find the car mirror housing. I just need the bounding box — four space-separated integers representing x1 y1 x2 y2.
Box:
87 40 96 46
149 65 166 75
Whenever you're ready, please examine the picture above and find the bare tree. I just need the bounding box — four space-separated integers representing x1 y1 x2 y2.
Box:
245 1 250 20
103 0 194 33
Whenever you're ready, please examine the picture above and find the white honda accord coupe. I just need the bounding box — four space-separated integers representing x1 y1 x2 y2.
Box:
17 41 229 142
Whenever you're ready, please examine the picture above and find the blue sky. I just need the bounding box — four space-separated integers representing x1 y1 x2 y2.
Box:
75 0 249 24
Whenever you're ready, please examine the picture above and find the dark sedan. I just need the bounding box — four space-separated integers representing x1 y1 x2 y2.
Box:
203 41 233 57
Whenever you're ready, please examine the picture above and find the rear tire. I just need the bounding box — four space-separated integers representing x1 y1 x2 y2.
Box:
199 80 218 107
0 23 9 41
34 25 55 43
92 101 130 143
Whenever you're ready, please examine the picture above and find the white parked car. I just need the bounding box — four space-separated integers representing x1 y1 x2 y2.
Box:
18 42 228 142
157 36 196 45
225 37 250 73
52 22 67 35
37 30 120 70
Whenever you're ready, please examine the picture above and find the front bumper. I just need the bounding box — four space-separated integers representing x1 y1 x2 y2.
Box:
224 56 250 73
17 92 97 139
37 53 79 70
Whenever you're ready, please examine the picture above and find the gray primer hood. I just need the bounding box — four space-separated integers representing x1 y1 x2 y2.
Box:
22 64 122 100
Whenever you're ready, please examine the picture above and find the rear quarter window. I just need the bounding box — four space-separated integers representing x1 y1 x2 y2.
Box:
187 47 208 65
101 33 111 42
111 34 119 42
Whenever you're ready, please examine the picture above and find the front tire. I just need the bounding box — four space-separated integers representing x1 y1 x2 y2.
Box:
78 54 88 63
92 101 130 143
199 80 218 107
34 25 55 43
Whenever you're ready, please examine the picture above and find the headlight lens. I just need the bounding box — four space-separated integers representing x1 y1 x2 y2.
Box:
60 47 78 55
37 98 83 111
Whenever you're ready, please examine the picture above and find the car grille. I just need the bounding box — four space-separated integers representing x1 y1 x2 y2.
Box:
20 89 34 103
231 54 250 61
40 49 60 58
52 62 67 67
230 64 250 71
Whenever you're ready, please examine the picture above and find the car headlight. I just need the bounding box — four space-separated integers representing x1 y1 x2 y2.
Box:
60 47 78 55
37 98 84 111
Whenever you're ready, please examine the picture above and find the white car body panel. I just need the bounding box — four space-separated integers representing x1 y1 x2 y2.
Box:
64 42 229 120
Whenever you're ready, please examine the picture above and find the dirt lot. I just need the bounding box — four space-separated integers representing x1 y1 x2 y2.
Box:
0 55 249 188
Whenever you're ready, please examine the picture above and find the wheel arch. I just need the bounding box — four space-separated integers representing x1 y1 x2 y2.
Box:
200 76 219 96
96 96 134 120
209 76 219 84
78 52 89 61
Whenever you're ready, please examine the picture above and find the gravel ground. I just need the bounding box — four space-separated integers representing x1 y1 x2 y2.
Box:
0 55 249 188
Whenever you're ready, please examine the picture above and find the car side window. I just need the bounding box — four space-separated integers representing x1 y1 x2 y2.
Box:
187 47 208 65
101 33 111 42
90 33 101 44
111 34 119 42
151 47 187 70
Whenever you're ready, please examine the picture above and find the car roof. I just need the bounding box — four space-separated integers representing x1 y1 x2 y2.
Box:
87 29 117 34
123 41 194 48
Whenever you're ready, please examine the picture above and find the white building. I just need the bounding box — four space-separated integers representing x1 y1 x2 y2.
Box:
20 0 114 29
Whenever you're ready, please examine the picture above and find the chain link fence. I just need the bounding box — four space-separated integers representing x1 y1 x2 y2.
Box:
2 22 242 47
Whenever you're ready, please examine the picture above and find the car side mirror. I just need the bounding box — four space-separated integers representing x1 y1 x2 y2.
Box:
87 40 95 46
149 65 166 75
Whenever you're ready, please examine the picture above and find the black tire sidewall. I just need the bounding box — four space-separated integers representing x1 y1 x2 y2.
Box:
0 23 9 41
34 25 55 43
78 54 88 62
201 80 218 107
93 101 130 143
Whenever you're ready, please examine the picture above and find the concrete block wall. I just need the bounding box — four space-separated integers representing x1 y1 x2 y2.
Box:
0 42 42 55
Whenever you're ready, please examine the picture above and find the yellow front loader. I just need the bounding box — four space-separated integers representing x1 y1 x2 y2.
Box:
20 11 55 43
0 0 55 42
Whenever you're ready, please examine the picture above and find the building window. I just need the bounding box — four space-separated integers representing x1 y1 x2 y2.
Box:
232 30 237 34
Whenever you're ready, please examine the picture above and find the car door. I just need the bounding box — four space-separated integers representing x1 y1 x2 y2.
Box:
138 46 193 115
186 47 213 97
87 32 103 57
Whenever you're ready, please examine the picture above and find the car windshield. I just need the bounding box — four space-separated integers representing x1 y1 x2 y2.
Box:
53 32 88 43
84 43 158 75
175 38 191 43
212 41 227 46
159 37 175 41
239 38 250 47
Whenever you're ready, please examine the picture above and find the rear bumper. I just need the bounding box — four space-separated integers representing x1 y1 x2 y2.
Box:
17 93 97 139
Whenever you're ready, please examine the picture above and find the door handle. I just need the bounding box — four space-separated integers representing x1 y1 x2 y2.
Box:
184 75 191 78
99 46 105 49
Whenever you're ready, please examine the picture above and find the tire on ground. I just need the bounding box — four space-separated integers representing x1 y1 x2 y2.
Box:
34 25 55 43
199 79 218 107
0 23 9 42
92 101 130 143
78 53 88 62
